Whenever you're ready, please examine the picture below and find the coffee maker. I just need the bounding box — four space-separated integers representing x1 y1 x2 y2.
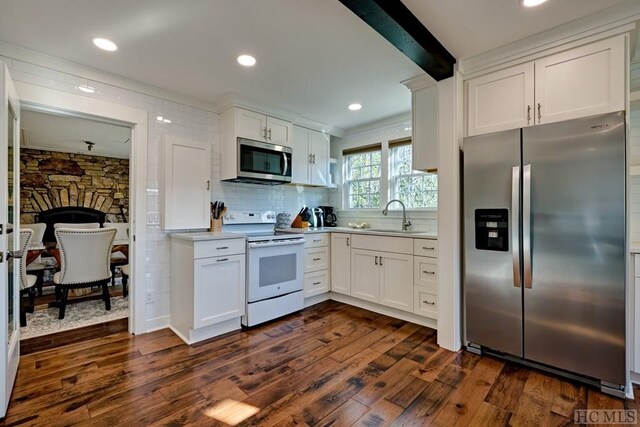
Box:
318 206 337 227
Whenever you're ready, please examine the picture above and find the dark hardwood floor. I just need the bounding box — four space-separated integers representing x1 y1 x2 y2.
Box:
2 300 638 426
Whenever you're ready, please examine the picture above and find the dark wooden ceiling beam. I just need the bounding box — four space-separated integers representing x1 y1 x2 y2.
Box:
338 0 455 81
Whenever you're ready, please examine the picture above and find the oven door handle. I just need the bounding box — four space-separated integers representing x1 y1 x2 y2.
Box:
248 240 304 249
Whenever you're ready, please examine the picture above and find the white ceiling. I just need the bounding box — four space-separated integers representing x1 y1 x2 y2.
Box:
0 1 630 132
402 0 628 60
21 109 131 159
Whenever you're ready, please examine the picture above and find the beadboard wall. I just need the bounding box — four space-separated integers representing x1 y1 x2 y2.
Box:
3 56 328 330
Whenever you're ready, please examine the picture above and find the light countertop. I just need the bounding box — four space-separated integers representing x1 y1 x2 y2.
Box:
631 243 640 254
276 227 437 239
169 231 246 242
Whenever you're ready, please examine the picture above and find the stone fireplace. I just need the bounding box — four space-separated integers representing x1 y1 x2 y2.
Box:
20 149 129 224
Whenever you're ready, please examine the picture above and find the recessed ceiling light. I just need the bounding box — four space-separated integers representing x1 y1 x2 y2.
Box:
522 0 548 7
77 85 95 94
348 103 362 111
93 38 118 52
237 55 256 67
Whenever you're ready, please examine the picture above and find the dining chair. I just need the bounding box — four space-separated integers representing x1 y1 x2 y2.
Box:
103 222 129 285
120 264 129 298
22 223 50 296
53 222 100 230
53 228 117 319
19 229 38 327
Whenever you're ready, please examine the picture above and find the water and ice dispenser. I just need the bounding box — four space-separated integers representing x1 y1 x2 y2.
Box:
475 209 509 252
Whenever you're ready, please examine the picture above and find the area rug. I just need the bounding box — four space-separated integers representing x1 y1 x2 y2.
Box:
20 297 129 340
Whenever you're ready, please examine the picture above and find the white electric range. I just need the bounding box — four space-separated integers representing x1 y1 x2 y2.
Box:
223 210 305 327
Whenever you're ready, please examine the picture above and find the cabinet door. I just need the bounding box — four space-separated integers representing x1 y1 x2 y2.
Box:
412 85 438 171
161 135 211 230
194 254 245 328
310 130 329 186
266 116 293 147
237 108 267 142
304 269 330 298
331 233 351 295
291 126 311 185
467 62 534 136
535 36 624 125
351 249 380 303
379 252 413 312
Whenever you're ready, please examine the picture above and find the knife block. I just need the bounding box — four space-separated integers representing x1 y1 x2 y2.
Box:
209 218 223 232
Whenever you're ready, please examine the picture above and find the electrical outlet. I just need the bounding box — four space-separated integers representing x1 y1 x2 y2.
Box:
147 212 160 225
145 289 153 303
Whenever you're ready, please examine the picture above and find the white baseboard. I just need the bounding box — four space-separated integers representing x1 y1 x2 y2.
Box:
329 292 437 329
145 315 170 333
304 293 331 308
170 318 242 345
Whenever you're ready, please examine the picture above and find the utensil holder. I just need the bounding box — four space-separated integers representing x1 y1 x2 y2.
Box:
210 218 223 232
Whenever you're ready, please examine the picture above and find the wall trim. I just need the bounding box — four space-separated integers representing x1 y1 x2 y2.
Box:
459 0 640 76
0 41 215 112
146 315 171 333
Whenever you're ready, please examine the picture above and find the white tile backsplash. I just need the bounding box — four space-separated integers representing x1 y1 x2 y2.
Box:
4 56 330 328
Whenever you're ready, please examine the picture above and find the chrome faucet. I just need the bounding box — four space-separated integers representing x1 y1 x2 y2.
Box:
382 199 412 231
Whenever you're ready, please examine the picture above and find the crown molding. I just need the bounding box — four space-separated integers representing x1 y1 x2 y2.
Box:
401 74 436 92
459 0 640 76
341 111 411 139
0 41 216 112
215 92 345 137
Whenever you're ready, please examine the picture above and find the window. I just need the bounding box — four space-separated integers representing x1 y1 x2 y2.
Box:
390 142 437 208
344 146 382 209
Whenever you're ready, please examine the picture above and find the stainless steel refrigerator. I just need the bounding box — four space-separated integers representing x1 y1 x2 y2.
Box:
463 111 626 396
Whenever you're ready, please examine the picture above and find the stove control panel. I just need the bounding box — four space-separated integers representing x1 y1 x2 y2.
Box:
223 210 276 225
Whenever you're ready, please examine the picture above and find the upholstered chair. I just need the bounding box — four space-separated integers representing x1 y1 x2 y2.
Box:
22 223 49 296
53 222 100 230
53 228 116 319
19 229 38 327
103 222 129 285
120 264 129 298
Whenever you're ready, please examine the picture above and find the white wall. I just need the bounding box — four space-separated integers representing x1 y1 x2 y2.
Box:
330 114 438 233
3 55 328 330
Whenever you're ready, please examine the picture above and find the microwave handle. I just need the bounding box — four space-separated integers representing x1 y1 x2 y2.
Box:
282 152 289 176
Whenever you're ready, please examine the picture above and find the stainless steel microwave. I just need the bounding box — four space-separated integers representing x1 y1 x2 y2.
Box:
228 138 292 184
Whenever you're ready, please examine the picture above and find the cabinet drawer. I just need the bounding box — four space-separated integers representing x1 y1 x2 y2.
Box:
414 287 438 319
305 233 329 248
414 239 438 258
351 234 413 255
193 238 245 259
414 256 438 291
304 269 330 298
305 246 330 273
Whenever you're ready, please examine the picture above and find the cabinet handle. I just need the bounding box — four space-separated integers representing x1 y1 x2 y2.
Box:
527 105 531 124
379 256 383 266
216 258 229 262
422 246 435 250
346 238 349 246
423 300 435 305
537 103 541 121
216 246 229 250
312 281 321 285
312 154 316 164
263 127 268 140
422 270 436 275
268 128 272 140
312 239 321 242
308 154 313 164
206 180 210 190
313 258 321 261
375 256 378 265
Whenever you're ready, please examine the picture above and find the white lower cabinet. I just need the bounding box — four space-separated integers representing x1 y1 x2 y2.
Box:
303 233 330 298
414 286 438 318
331 233 351 295
170 235 246 344
350 248 414 313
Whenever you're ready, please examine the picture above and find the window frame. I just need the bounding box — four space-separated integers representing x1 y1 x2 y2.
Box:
343 146 383 210
388 142 437 210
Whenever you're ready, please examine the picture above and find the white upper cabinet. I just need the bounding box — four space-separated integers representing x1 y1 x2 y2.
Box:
231 107 293 147
534 37 624 125
237 108 268 142
161 135 211 230
403 76 439 171
466 62 535 137
465 35 625 136
291 125 330 186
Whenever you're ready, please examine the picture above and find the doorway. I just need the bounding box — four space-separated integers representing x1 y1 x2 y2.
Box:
18 108 133 340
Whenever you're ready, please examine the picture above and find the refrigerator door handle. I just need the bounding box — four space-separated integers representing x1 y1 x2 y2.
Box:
512 166 521 288
523 164 532 288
